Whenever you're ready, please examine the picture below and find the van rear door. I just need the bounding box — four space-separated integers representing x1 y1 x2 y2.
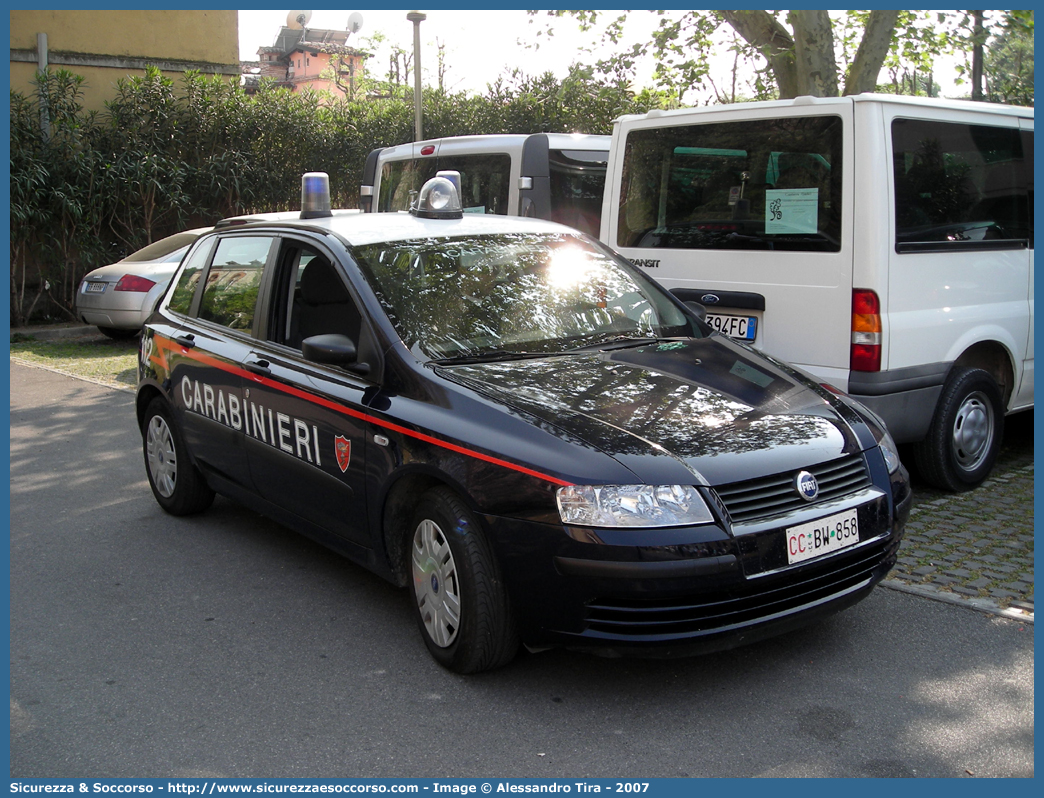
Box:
605 98 855 387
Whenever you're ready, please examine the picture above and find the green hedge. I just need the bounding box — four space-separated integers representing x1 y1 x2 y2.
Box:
10 65 655 326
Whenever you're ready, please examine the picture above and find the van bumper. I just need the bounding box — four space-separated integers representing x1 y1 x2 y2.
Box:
848 363 949 443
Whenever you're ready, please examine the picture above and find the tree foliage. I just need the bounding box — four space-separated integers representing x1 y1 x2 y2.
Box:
9 64 653 325
532 10 1032 104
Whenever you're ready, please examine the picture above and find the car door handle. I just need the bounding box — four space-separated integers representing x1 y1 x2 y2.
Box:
173 334 195 348
244 358 271 377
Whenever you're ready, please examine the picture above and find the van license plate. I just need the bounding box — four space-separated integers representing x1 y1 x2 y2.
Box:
707 313 756 341
785 508 859 565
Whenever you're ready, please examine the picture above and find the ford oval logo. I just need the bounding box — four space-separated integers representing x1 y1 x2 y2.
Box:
701 293 721 305
795 471 819 501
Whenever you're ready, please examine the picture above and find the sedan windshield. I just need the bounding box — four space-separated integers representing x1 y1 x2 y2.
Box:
353 232 701 360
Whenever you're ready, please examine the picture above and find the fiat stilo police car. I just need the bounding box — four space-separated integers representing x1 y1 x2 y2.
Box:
137 172 911 673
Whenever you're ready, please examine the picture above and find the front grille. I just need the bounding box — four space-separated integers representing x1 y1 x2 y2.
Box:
714 454 870 525
584 536 890 639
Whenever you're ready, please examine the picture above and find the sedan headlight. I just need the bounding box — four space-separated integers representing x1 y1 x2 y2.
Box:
556 484 714 528
877 429 902 474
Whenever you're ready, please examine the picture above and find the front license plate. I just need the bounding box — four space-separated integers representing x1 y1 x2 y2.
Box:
85 282 107 294
707 312 757 341
785 508 859 565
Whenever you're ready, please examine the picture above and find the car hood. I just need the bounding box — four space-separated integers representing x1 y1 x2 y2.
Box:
440 337 866 486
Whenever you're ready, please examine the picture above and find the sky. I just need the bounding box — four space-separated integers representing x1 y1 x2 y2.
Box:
237 9 965 101
237 9 610 95
237 8 681 97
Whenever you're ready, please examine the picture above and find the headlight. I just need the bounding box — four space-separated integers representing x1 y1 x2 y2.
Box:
556 484 714 528
877 429 902 474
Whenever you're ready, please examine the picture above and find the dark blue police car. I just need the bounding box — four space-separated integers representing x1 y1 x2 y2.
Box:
137 173 911 673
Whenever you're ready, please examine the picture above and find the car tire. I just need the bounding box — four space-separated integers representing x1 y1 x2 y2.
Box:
408 487 519 673
142 398 215 515
913 367 1005 491
98 326 138 340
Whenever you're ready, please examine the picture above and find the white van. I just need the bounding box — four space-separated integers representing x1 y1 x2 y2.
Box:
602 94 1033 490
360 133 611 236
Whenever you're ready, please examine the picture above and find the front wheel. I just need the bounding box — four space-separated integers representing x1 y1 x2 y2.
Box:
142 398 215 515
913 367 1005 491
408 488 519 673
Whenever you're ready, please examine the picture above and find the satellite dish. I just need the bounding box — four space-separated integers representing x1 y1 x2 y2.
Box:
347 12 364 35
286 10 312 30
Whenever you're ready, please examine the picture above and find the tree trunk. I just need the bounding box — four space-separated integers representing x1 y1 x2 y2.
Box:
788 9 839 96
843 9 900 95
721 10 801 99
971 11 985 101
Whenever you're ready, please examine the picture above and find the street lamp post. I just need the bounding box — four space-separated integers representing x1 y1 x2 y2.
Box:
406 11 426 141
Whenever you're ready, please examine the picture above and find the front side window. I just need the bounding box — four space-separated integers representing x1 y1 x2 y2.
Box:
198 236 272 331
892 118 1031 248
618 116 843 252
353 233 698 361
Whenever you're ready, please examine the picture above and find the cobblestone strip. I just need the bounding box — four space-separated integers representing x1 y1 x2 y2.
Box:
883 463 1034 622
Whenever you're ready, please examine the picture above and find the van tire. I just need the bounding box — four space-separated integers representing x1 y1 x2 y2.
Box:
913 367 1004 491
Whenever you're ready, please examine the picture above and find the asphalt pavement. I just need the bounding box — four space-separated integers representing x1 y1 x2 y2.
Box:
7 360 1036 778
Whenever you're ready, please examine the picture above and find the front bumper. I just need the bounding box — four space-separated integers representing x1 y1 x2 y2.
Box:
486 466 911 657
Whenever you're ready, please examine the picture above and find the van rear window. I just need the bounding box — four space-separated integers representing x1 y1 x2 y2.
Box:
618 116 843 252
378 153 511 215
892 119 1032 251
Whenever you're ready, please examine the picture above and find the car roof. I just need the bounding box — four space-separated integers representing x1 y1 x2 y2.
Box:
214 209 580 247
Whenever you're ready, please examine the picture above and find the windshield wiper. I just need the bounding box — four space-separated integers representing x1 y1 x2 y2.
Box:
432 350 543 366
568 336 680 353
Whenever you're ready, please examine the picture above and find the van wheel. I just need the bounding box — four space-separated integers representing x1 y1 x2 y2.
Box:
913 367 1004 491
408 488 519 674
142 398 215 515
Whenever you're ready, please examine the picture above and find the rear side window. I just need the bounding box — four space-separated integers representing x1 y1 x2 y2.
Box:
167 237 215 316
198 237 272 331
892 119 1032 250
378 153 511 214
618 116 843 252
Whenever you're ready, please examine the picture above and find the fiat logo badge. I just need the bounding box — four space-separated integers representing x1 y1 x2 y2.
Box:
795 471 819 501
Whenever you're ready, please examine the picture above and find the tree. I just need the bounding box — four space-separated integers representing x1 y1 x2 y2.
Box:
533 10 960 102
985 19 1034 105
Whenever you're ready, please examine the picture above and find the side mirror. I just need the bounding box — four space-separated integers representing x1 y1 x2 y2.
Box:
302 334 371 376
685 301 707 321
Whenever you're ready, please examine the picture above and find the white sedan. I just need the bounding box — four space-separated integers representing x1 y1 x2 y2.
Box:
75 229 209 338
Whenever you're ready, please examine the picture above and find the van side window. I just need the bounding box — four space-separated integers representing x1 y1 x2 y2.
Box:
892 119 1032 250
378 154 511 214
617 116 843 252
548 149 608 236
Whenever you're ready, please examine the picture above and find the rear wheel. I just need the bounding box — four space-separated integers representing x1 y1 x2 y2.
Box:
142 398 215 515
408 487 519 673
913 367 1004 491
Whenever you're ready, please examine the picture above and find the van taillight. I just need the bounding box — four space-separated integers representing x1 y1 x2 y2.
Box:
420 145 435 156
851 289 882 372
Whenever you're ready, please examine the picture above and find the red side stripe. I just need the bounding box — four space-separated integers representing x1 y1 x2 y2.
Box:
153 335 574 487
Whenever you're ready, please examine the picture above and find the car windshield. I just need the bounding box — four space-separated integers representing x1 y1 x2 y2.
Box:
353 232 701 360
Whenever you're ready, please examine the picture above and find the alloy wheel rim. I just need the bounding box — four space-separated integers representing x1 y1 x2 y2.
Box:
146 415 178 498
411 519 460 648
951 391 994 472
